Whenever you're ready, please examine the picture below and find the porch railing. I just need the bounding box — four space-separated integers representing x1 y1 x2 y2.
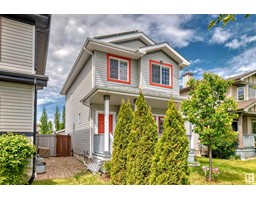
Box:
94 134 104 154
243 134 255 148
93 133 114 155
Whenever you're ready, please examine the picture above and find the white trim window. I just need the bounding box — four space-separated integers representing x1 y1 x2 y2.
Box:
108 55 130 83
237 87 245 101
110 58 128 81
152 64 170 85
249 86 256 100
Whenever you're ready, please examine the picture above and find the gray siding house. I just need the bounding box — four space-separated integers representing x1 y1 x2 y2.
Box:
61 30 195 162
181 70 256 158
0 15 51 182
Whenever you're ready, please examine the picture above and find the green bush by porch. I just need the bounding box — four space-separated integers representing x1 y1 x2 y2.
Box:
126 92 158 185
150 99 190 185
111 100 133 185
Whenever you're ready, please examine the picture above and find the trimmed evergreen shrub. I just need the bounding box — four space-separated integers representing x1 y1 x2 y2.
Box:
0 133 36 185
126 93 158 185
150 99 190 185
111 99 133 185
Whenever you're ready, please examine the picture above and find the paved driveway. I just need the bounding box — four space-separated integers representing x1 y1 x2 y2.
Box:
35 157 86 180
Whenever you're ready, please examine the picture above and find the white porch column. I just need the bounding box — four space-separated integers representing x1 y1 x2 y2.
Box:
191 124 195 150
104 95 110 155
238 113 244 149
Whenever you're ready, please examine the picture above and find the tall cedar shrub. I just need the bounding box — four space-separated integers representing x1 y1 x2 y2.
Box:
40 107 49 134
110 99 133 184
150 99 190 185
126 93 158 185
54 105 60 131
0 133 36 185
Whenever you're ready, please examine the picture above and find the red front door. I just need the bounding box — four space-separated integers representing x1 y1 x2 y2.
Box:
98 114 113 134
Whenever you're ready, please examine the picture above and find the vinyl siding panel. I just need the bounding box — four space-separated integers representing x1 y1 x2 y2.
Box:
65 57 92 155
113 39 147 49
0 17 34 74
140 51 180 96
0 81 34 132
95 51 139 88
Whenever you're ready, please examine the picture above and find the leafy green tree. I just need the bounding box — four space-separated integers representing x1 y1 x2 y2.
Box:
60 106 65 130
181 72 238 181
47 121 53 134
39 107 49 134
208 14 250 29
111 100 133 185
54 105 60 131
126 93 158 185
0 133 36 184
150 99 190 185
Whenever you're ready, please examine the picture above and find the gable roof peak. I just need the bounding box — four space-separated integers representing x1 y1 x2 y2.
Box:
93 30 139 40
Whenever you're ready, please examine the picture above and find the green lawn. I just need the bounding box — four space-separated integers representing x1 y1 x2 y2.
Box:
190 157 256 185
33 157 256 185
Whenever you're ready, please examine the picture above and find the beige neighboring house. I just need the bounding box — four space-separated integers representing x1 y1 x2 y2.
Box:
61 30 195 164
180 70 256 158
0 15 51 182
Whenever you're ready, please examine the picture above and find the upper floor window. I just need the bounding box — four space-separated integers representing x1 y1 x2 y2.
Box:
150 60 173 89
237 87 245 101
107 54 131 84
249 86 256 99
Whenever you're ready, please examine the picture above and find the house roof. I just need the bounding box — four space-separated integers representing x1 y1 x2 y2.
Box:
94 30 155 46
0 14 52 76
237 99 256 111
227 70 256 82
60 31 190 95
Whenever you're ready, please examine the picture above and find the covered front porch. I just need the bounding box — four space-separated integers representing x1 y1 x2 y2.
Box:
81 86 195 161
234 100 256 158
235 112 256 158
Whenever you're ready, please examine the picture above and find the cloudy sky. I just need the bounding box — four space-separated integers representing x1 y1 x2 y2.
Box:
37 14 256 124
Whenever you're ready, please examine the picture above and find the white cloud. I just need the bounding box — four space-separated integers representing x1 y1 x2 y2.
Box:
225 35 256 49
209 27 231 44
189 59 203 65
209 47 256 79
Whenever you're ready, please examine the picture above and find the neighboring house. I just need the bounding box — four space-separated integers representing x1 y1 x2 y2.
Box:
61 30 195 163
0 15 51 181
180 70 256 158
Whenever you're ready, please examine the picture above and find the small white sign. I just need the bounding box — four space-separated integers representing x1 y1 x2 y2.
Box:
245 173 254 184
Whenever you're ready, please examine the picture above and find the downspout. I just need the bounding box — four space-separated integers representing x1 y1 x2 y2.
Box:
83 47 95 160
28 78 37 184
84 103 93 160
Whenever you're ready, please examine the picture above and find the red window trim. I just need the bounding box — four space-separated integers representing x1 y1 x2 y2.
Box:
107 54 131 84
158 116 164 135
149 60 173 89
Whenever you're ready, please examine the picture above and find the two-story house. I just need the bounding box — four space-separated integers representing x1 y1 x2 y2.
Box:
0 15 51 182
60 30 195 163
181 70 256 158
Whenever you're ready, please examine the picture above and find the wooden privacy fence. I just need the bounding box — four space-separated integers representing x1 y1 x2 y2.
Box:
36 134 71 157
56 134 71 157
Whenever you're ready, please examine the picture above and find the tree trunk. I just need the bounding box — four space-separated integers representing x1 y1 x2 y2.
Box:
208 146 212 181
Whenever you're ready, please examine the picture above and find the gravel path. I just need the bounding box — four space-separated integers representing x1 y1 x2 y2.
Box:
35 157 86 180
